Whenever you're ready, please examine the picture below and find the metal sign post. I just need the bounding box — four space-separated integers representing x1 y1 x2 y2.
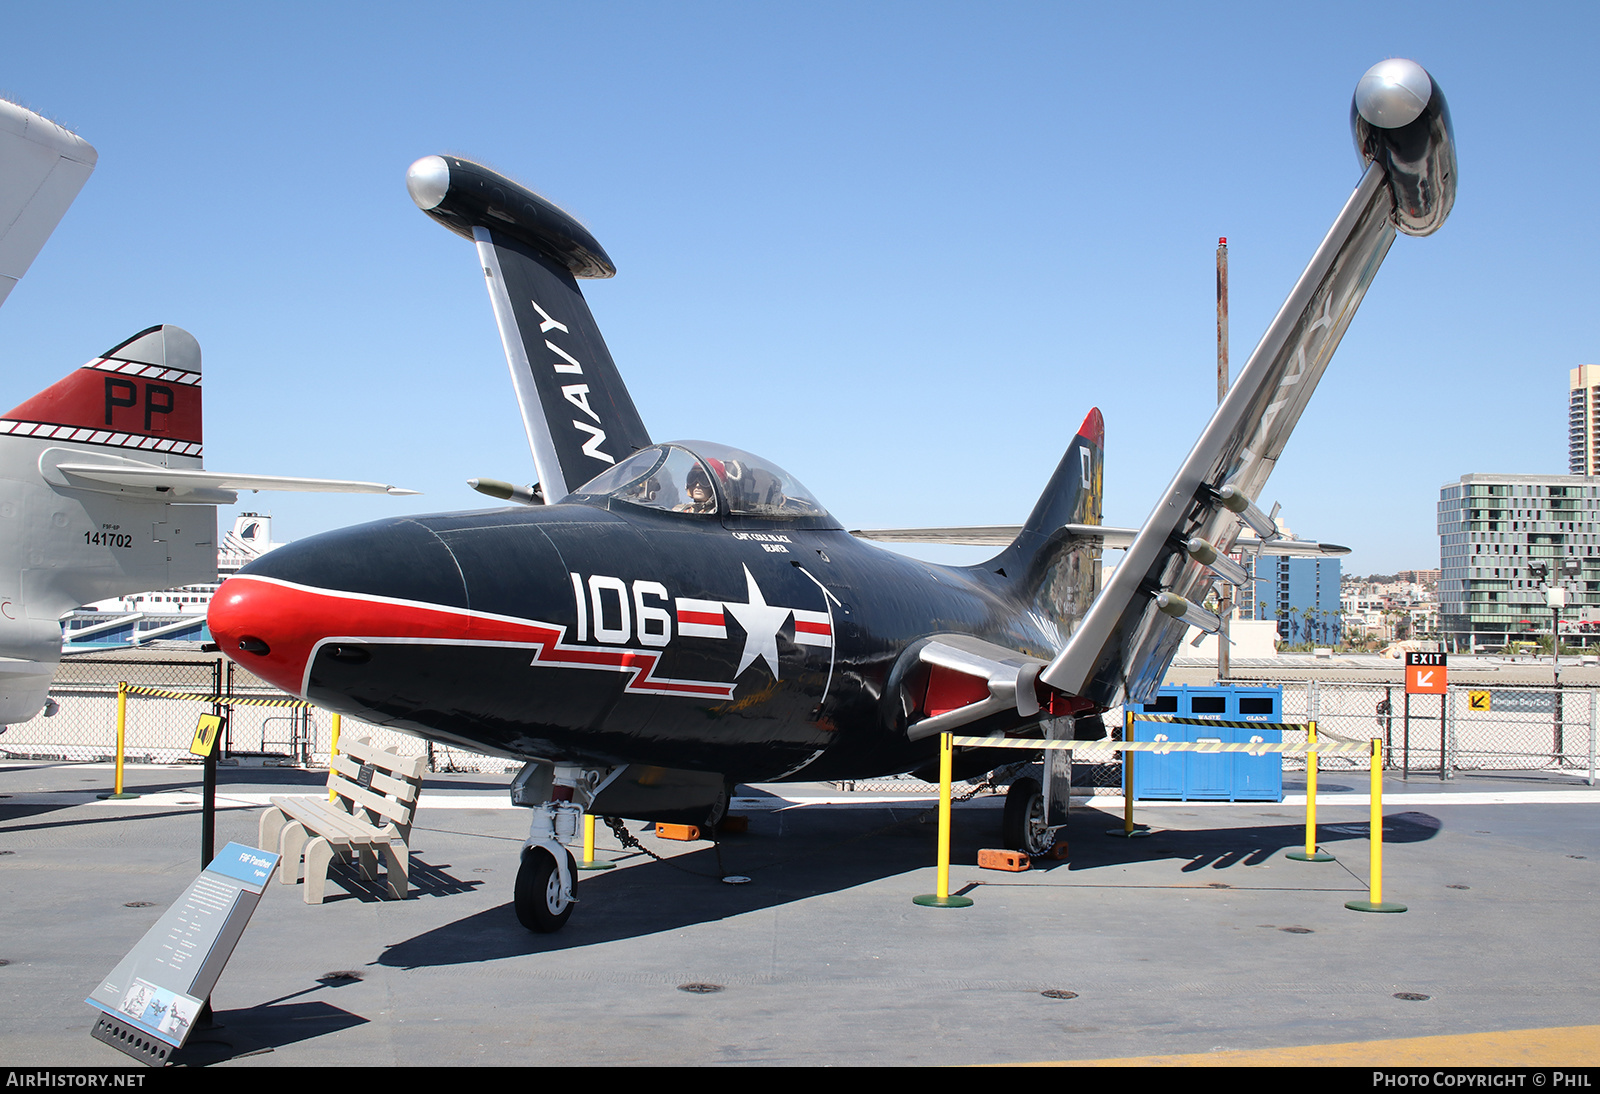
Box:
190 713 225 870
1404 652 1447 779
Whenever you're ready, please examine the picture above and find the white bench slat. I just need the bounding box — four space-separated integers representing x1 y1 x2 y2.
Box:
270 796 393 844
339 736 426 781
330 753 420 804
331 777 415 828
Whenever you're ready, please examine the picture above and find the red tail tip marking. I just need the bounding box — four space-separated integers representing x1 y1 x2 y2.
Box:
1076 407 1104 448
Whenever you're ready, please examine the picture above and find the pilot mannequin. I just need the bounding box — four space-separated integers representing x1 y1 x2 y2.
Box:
676 463 718 513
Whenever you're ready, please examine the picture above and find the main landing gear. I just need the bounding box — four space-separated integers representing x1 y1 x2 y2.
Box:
999 717 1074 857
1002 776 1054 857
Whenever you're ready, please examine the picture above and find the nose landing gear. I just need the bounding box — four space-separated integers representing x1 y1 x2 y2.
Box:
511 761 597 933
516 845 579 932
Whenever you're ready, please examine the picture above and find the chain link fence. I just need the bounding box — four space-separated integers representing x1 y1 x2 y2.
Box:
6 658 1597 783
1254 678 1600 776
842 680 1600 793
0 655 515 773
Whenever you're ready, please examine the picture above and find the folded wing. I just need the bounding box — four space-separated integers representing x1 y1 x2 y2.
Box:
1039 59 1456 709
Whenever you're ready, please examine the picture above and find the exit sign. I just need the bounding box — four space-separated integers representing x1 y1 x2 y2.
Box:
1405 651 1447 695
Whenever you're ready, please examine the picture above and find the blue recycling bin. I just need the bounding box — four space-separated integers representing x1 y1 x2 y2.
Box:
1130 685 1283 802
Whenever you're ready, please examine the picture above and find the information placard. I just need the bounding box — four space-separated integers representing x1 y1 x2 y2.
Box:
87 842 278 1065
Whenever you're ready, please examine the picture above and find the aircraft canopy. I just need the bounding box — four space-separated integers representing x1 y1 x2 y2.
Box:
573 441 836 526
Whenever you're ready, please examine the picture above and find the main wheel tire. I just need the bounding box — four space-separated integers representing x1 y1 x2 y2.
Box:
1002 776 1053 856
514 847 577 933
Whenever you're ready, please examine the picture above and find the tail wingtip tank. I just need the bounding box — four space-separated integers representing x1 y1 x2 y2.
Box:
405 154 616 280
1351 58 1456 237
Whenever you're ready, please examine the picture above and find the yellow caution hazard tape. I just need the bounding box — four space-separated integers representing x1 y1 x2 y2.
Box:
121 685 315 709
1133 714 1307 731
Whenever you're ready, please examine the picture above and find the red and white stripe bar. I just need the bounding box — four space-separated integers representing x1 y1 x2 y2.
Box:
675 597 727 639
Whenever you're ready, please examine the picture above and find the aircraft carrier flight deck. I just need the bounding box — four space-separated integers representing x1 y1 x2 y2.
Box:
2 759 1595 1068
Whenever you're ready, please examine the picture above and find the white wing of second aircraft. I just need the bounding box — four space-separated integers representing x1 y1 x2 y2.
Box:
0 98 96 312
50 461 420 501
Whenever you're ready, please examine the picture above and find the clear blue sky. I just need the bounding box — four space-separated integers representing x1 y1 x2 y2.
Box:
1 2 1595 576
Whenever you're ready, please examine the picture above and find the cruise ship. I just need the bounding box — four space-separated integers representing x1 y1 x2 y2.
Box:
59 513 280 651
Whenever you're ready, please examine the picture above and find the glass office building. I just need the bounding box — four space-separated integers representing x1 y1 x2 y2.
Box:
1438 473 1600 651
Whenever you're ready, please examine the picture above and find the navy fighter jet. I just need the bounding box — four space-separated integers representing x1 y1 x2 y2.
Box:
209 59 1456 931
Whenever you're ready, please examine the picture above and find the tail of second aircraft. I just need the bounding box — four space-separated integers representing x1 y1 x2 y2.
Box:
0 326 417 725
990 408 1105 637
0 326 215 723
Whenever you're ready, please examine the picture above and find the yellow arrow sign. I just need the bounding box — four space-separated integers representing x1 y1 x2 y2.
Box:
1468 690 1491 712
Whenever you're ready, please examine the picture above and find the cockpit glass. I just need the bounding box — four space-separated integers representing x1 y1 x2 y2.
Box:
673 440 832 521
574 442 835 525
573 446 719 515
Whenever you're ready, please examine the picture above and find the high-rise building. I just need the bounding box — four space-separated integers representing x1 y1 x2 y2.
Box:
1438 472 1600 651
1569 365 1600 474
1244 555 1342 646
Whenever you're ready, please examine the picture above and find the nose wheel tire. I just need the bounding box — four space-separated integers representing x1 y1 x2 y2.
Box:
1002 776 1053 857
515 847 577 933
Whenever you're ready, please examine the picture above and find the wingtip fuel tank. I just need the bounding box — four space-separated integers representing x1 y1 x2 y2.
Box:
1352 58 1456 237
405 155 615 279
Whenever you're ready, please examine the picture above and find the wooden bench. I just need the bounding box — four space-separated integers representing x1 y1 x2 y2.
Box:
258 736 426 904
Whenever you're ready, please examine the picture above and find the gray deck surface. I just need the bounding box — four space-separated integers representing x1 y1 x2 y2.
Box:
2 759 1596 1066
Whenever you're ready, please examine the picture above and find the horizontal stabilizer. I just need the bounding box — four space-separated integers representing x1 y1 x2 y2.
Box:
0 98 96 311
851 524 1348 556
50 461 418 502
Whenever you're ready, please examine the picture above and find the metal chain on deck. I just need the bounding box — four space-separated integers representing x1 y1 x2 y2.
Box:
602 816 729 880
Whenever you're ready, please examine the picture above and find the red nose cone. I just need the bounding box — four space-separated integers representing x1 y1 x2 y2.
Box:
207 576 326 696
209 573 570 702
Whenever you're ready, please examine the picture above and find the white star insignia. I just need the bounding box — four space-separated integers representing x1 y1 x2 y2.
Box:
722 565 792 679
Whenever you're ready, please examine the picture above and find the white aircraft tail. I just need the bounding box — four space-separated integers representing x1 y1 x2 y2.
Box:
0 327 416 724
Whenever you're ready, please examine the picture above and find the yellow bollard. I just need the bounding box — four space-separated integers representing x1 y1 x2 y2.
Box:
575 812 615 870
328 713 343 801
1287 719 1334 861
914 731 972 907
1106 709 1151 838
1347 738 1407 912
99 682 139 800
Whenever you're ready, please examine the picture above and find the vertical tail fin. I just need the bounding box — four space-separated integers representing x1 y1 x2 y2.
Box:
1017 408 1103 540
406 156 651 500
993 409 1105 633
0 326 212 723
1 325 203 457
